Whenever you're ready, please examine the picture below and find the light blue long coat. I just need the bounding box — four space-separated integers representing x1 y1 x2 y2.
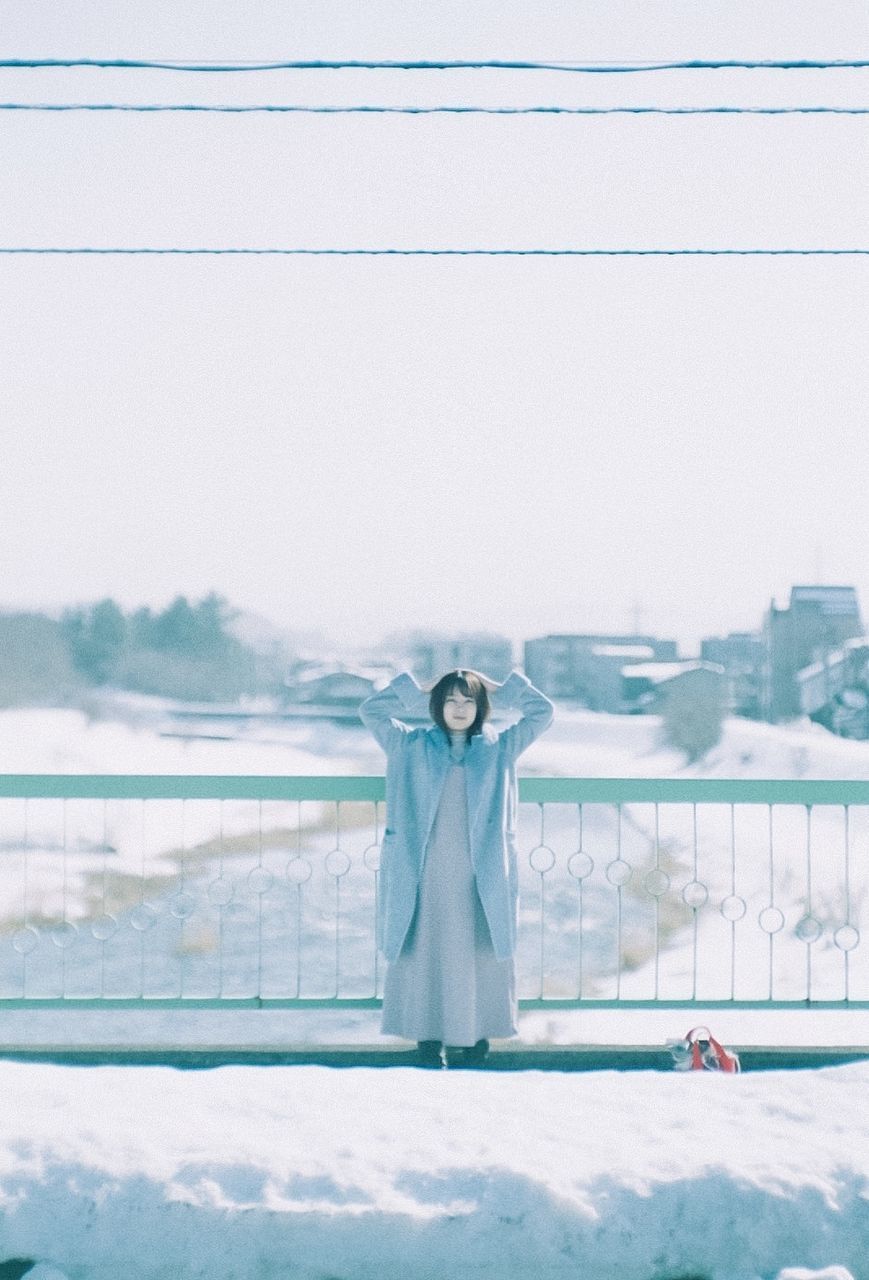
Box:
359 671 554 963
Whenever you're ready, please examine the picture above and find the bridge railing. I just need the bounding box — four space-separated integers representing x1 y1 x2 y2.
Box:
0 775 866 1009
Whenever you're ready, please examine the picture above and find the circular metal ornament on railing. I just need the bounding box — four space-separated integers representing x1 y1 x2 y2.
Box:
833 924 860 952
207 876 234 906
247 866 274 895
50 920 78 948
12 925 39 954
720 894 747 922
129 903 159 932
758 906 786 935
91 913 119 941
362 843 381 872
795 914 823 943
567 850 594 880
286 856 312 884
529 844 556 874
643 868 670 897
169 891 197 920
325 849 351 878
682 879 709 909
606 858 632 887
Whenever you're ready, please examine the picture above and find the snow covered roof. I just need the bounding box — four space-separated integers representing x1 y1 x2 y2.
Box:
621 660 722 684
797 636 869 683
790 585 861 616
591 644 655 660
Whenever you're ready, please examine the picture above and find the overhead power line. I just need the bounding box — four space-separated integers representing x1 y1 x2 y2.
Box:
3 102 869 115
3 57 869 74
2 247 869 257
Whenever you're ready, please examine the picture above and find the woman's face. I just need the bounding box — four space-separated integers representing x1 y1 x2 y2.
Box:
442 686 478 733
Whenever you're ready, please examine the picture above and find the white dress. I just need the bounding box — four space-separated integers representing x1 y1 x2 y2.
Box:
381 745 517 1046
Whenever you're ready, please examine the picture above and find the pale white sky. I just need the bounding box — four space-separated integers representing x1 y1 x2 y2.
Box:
2 2 868 655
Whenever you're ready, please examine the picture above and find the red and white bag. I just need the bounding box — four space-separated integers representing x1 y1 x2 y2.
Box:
667 1026 741 1073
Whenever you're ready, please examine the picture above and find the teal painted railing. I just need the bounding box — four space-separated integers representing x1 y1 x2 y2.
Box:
0 775 866 1009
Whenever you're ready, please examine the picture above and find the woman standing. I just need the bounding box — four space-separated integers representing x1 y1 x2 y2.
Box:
359 668 554 1067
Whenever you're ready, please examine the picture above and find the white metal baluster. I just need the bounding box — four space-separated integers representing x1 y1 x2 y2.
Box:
829 803 854 993
285 801 310 998
21 798 29 997
677 803 711 1000
139 800 147 998
805 806 813 1000
615 806 622 1000
325 803 353 999
766 805 775 1000
256 799 264 999
99 799 108 998
729 805 736 1001
653 804 660 1001
371 801 381 997
567 803 593 1000
217 803 225 999
577 804 584 999
691 804 698 1002
61 798 69 997
179 800 186 998
537 803 546 999
295 801 303 999
843 806 853 1000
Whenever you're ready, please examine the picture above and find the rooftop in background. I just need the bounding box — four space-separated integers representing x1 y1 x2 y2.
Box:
789 585 862 616
592 644 656 660
621 659 722 684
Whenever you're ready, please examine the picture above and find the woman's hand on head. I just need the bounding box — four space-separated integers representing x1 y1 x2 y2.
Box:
461 670 501 693
419 671 502 694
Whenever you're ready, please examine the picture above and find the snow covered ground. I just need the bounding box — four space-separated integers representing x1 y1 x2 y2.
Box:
4 696 869 782
0 1059 866 1280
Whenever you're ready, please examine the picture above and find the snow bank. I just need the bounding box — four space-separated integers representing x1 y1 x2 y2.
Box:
529 707 869 781
0 707 355 778
3 701 868 783
0 1061 866 1280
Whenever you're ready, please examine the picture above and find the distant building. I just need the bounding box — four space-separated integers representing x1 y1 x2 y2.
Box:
393 632 514 683
282 661 390 710
700 631 765 718
797 638 869 739
765 586 864 721
621 660 726 714
524 633 679 710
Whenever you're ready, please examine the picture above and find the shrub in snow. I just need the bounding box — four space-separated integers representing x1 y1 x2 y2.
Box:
660 670 725 761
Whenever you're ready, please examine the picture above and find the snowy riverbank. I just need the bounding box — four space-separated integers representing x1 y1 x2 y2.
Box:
0 1059 865 1280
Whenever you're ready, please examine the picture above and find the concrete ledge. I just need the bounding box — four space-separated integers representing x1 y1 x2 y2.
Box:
1 1044 867 1071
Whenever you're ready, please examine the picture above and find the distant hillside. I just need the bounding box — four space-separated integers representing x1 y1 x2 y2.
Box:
0 594 290 707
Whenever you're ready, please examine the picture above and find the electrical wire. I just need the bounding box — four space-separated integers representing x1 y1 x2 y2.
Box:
3 57 869 74
2 247 868 256
3 102 869 115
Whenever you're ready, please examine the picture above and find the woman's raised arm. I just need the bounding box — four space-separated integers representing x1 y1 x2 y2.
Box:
358 672 430 753
490 671 554 761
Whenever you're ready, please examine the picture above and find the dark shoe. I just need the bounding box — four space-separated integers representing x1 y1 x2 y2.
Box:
464 1038 490 1067
445 1039 490 1069
416 1040 445 1069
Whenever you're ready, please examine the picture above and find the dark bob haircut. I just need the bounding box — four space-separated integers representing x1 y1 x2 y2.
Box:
429 670 490 737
